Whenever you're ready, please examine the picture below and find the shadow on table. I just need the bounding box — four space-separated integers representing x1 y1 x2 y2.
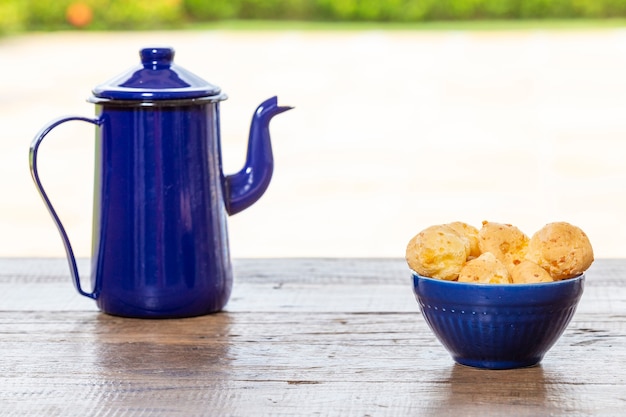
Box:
91 313 235 381
421 363 584 416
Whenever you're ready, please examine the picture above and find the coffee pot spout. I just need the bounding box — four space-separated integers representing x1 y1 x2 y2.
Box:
225 96 293 215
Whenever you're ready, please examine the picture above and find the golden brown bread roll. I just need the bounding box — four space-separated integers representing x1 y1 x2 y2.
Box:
446 221 481 259
405 220 593 284
478 221 529 269
458 252 512 284
406 224 469 281
525 222 594 280
510 260 554 284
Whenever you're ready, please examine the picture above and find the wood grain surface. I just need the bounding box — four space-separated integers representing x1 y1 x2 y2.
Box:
0 258 625 416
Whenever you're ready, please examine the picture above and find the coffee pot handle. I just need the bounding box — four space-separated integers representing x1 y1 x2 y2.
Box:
29 116 102 300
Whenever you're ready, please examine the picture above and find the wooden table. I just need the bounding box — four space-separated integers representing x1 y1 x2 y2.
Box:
1 258 624 416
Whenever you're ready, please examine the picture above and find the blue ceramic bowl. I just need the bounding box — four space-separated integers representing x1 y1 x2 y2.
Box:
412 272 585 369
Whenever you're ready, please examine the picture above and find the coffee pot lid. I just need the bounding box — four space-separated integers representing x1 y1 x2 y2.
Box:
89 47 225 103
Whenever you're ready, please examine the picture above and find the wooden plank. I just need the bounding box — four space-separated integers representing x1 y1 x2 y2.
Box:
1 258 624 313
1 312 625 416
1 257 622 285
1 310 625 416
0 258 625 416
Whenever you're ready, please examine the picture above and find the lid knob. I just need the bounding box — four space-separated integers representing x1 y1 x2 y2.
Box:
140 47 174 69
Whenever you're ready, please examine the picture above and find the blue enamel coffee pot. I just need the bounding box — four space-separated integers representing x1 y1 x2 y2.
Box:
29 47 292 318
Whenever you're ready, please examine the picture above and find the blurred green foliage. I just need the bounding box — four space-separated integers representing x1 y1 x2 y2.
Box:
2 0 626 35
0 0 185 33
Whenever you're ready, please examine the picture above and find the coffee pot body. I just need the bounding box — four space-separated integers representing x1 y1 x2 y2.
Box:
29 47 292 318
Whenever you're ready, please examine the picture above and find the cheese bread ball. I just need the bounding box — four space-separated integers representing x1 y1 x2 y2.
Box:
406 224 470 281
478 221 529 269
458 252 512 284
525 222 594 280
446 221 481 259
510 260 553 284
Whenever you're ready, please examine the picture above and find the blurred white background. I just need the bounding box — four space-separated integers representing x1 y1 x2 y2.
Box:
2 29 626 259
